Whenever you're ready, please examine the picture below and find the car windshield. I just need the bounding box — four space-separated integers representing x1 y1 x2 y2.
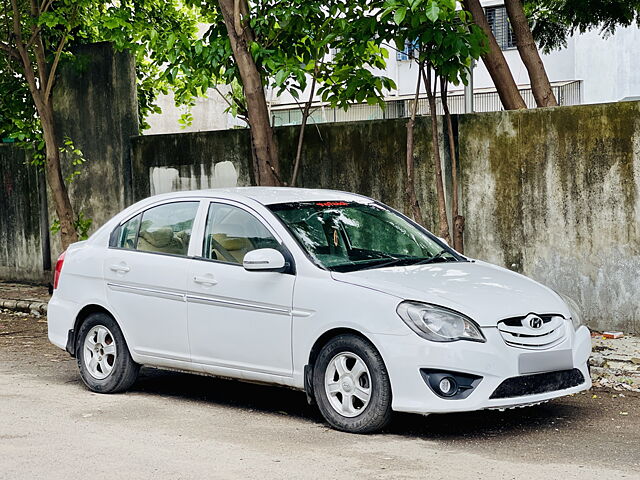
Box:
268 201 460 272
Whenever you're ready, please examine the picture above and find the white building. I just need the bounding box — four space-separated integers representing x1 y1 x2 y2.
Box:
146 2 640 134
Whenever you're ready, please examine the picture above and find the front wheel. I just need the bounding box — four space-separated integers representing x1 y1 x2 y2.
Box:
76 312 140 393
313 334 392 433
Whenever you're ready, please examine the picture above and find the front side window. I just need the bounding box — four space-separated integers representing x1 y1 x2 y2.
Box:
114 213 141 249
269 201 459 272
203 203 280 264
133 202 199 256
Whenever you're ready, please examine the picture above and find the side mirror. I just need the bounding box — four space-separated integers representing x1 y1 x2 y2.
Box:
243 248 286 272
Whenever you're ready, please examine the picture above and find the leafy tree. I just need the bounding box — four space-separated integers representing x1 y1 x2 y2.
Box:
255 0 395 186
382 0 485 249
161 0 395 186
0 0 198 250
526 0 640 53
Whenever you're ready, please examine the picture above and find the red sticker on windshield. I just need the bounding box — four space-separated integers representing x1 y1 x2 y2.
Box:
316 202 348 207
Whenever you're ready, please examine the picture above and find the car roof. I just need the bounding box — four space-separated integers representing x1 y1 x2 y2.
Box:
147 187 372 206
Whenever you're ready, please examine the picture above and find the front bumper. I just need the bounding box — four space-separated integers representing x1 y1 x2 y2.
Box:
371 324 592 414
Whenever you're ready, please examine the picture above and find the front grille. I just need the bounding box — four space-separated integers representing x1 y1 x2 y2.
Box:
497 314 567 350
490 368 585 399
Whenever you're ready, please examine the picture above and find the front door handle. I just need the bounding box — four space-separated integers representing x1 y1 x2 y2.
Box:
110 264 130 273
193 275 218 286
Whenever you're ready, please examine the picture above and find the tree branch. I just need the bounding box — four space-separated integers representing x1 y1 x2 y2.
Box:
0 40 20 59
9 0 24 45
43 32 66 100
233 0 242 36
9 0 43 112
39 0 53 15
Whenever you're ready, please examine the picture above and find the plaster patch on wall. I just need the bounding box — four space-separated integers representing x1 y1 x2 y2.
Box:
150 161 239 195
461 136 504 267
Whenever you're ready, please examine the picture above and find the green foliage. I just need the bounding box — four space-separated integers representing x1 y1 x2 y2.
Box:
525 0 640 53
380 0 487 85
59 136 87 183
164 0 397 117
0 0 200 140
51 211 93 240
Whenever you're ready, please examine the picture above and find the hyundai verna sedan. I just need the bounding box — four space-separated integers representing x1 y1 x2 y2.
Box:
48 187 592 433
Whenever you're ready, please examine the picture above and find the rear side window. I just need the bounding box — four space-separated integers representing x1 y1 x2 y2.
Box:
110 202 199 257
137 202 199 256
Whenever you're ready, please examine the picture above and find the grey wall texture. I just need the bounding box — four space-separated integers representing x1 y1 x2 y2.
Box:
0 43 137 284
0 146 47 283
459 102 640 335
52 42 138 255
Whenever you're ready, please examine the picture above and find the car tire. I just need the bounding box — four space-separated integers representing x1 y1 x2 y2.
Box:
76 312 140 393
313 334 392 433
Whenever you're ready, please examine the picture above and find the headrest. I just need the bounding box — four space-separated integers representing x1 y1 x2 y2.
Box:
140 227 174 248
213 233 249 251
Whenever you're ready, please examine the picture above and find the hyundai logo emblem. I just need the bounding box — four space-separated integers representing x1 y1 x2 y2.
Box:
525 314 543 329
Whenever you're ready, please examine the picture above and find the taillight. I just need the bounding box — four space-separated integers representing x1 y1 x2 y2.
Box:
53 251 66 289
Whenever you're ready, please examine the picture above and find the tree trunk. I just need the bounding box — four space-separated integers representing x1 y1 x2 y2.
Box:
218 0 280 185
290 72 318 187
405 61 424 225
462 0 527 110
422 66 451 246
440 79 464 253
39 102 78 250
503 0 558 107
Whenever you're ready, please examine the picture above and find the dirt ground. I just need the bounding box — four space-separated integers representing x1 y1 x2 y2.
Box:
1 309 639 480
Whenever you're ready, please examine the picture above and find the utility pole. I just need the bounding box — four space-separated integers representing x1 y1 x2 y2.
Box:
464 60 475 113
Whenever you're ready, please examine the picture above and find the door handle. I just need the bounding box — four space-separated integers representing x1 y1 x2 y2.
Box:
110 264 130 273
193 275 217 286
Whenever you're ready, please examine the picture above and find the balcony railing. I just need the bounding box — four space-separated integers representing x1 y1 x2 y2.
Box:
270 80 582 127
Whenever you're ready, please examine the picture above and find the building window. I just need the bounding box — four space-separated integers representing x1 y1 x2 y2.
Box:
396 40 418 61
485 6 516 50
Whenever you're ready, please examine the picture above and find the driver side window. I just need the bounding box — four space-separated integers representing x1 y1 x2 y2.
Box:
203 203 280 264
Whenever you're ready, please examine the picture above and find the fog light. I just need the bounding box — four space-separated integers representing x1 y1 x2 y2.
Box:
439 377 457 396
420 369 483 400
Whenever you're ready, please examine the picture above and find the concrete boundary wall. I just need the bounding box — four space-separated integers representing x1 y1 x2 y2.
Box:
0 146 48 283
1 51 638 332
459 102 640 334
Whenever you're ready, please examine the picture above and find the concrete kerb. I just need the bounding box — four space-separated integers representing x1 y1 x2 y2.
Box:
0 298 48 316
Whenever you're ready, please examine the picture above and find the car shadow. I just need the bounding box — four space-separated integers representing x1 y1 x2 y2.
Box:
131 367 323 421
130 367 585 440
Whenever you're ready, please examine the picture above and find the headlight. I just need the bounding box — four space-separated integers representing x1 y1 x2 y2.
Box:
557 292 583 330
396 301 485 343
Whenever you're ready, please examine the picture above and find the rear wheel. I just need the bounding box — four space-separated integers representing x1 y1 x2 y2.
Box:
76 313 139 393
313 334 392 433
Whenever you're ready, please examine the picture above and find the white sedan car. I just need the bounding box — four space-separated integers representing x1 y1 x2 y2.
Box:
48 187 592 433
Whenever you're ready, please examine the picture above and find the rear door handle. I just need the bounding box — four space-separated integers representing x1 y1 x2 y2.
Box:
109 264 130 273
193 275 217 286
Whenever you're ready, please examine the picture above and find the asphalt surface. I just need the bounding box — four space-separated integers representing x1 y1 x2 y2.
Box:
1 310 639 479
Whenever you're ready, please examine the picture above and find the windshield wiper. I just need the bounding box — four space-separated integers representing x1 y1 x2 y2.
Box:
355 256 407 271
414 249 453 265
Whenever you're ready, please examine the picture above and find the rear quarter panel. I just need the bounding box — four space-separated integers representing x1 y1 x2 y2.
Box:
47 242 111 350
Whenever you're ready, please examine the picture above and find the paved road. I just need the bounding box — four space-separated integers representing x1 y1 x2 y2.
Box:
1 310 639 479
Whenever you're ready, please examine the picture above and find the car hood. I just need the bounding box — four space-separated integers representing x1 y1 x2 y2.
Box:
330 260 569 326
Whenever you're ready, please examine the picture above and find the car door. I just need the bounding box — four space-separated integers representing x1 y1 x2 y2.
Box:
103 200 201 363
187 201 295 377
